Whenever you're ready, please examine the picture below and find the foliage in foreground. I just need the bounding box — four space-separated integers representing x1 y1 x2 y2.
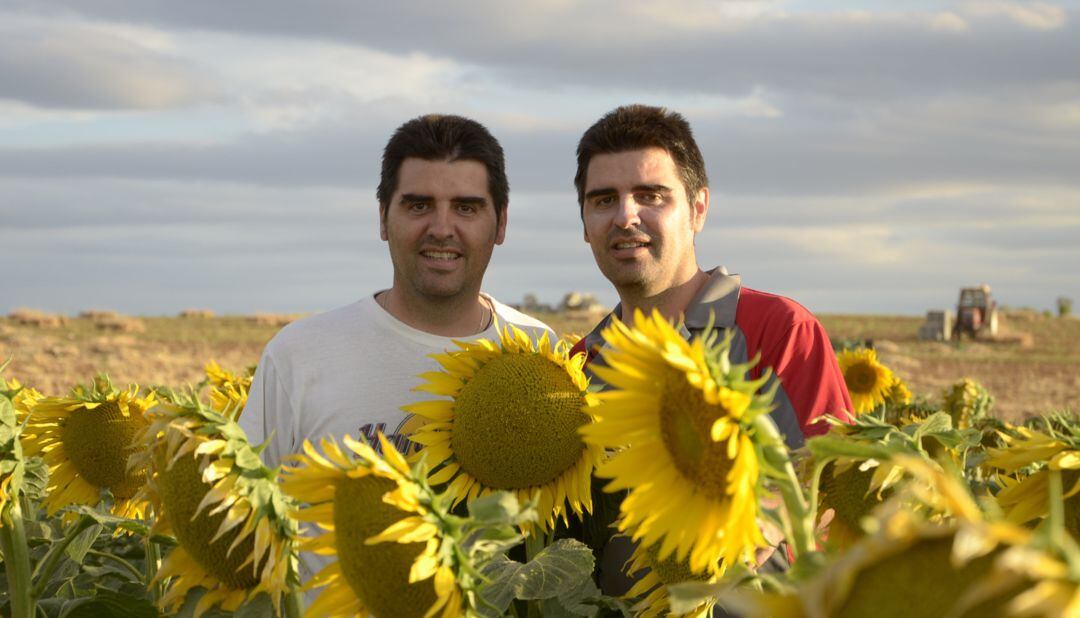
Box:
1 318 1078 617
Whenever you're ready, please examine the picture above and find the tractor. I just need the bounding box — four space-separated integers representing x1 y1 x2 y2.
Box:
953 284 999 339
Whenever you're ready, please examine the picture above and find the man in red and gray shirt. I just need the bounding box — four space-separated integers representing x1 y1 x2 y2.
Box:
570 104 852 448
568 104 853 595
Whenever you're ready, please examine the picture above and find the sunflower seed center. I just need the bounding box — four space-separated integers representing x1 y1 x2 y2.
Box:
844 363 880 394
154 447 260 589
334 476 436 618
837 536 1003 618
658 368 734 502
61 400 147 497
451 354 586 489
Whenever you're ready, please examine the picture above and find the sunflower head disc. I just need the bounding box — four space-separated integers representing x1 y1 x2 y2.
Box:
450 354 586 489
334 475 436 618
62 400 147 497
836 536 1000 618
154 449 260 589
658 369 733 502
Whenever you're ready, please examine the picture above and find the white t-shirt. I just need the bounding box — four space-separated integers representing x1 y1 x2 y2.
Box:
238 293 552 586
241 293 552 468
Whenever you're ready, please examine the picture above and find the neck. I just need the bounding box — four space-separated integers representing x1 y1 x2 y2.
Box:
618 269 709 324
379 286 490 337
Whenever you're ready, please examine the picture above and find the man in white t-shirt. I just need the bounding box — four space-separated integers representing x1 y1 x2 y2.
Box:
240 113 550 470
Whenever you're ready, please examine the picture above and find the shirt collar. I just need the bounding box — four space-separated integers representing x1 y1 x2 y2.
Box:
583 266 742 351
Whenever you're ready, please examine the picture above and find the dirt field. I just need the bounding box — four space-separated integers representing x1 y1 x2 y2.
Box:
2 310 1076 423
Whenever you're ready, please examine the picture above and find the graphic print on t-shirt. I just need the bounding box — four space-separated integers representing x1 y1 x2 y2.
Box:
359 413 425 456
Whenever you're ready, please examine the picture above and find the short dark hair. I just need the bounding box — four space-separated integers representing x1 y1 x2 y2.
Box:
574 104 708 211
377 114 509 221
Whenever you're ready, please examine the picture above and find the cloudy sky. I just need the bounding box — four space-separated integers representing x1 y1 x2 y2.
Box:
2 0 1078 316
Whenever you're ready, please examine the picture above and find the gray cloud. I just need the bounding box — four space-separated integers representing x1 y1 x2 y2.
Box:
0 16 219 109
18 1 1080 100
3 176 1077 316
2 89 1077 201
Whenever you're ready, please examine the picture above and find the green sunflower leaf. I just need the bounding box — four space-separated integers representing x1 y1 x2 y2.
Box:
59 588 158 618
477 554 522 616
511 538 595 600
538 575 604 616
666 580 732 614
65 524 104 565
468 491 521 524
806 435 895 462
477 539 596 615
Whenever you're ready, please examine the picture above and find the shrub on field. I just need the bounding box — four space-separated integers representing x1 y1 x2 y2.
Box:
6 308 67 328
95 315 145 333
178 308 216 319
76 309 145 333
247 313 299 327
1059 296 1074 318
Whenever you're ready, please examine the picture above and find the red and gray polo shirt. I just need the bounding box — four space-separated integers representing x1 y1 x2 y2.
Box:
570 268 854 448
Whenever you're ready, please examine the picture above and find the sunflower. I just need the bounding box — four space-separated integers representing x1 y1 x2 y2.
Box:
134 395 297 616
836 348 893 415
818 460 887 549
986 425 1080 539
809 409 979 548
803 519 1055 618
404 324 602 531
204 361 254 419
21 376 154 518
941 378 993 430
734 458 1080 618
578 309 773 574
624 541 718 618
0 377 43 423
882 375 912 407
280 434 464 618
1 381 23 521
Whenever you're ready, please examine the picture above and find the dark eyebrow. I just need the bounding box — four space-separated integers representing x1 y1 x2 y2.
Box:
452 196 488 206
584 185 672 201
399 193 431 203
633 184 673 194
584 188 617 200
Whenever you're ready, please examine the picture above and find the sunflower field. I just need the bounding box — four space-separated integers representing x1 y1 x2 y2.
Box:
2 312 1080 617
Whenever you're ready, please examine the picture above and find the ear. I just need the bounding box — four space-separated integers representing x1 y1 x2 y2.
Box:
691 187 709 233
495 206 508 245
379 204 389 241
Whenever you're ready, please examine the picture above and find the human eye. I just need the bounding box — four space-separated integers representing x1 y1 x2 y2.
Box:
405 200 429 213
455 203 478 215
636 191 664 206
590 194 616 209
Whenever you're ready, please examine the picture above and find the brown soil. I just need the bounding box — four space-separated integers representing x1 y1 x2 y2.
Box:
2 311 1075 423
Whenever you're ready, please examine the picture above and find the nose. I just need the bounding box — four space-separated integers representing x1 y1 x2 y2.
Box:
612 194 641 229
428 204 455 239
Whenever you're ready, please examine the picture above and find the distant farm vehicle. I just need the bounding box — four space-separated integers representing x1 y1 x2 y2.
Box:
954 284 999 339
917 310 954 341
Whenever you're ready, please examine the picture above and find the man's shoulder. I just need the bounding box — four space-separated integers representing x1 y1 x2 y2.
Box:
736 287 819 333
262 300 368 357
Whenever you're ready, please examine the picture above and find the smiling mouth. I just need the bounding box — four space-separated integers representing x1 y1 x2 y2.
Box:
612 241 650 250
421 250 462 261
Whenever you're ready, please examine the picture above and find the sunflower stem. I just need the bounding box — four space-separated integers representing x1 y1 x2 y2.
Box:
753 416 815 560
0 500 34 618
284 588 304 618
1049 468 1066 551
30 513 96 600
144 535 163 604
807 460 828 530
